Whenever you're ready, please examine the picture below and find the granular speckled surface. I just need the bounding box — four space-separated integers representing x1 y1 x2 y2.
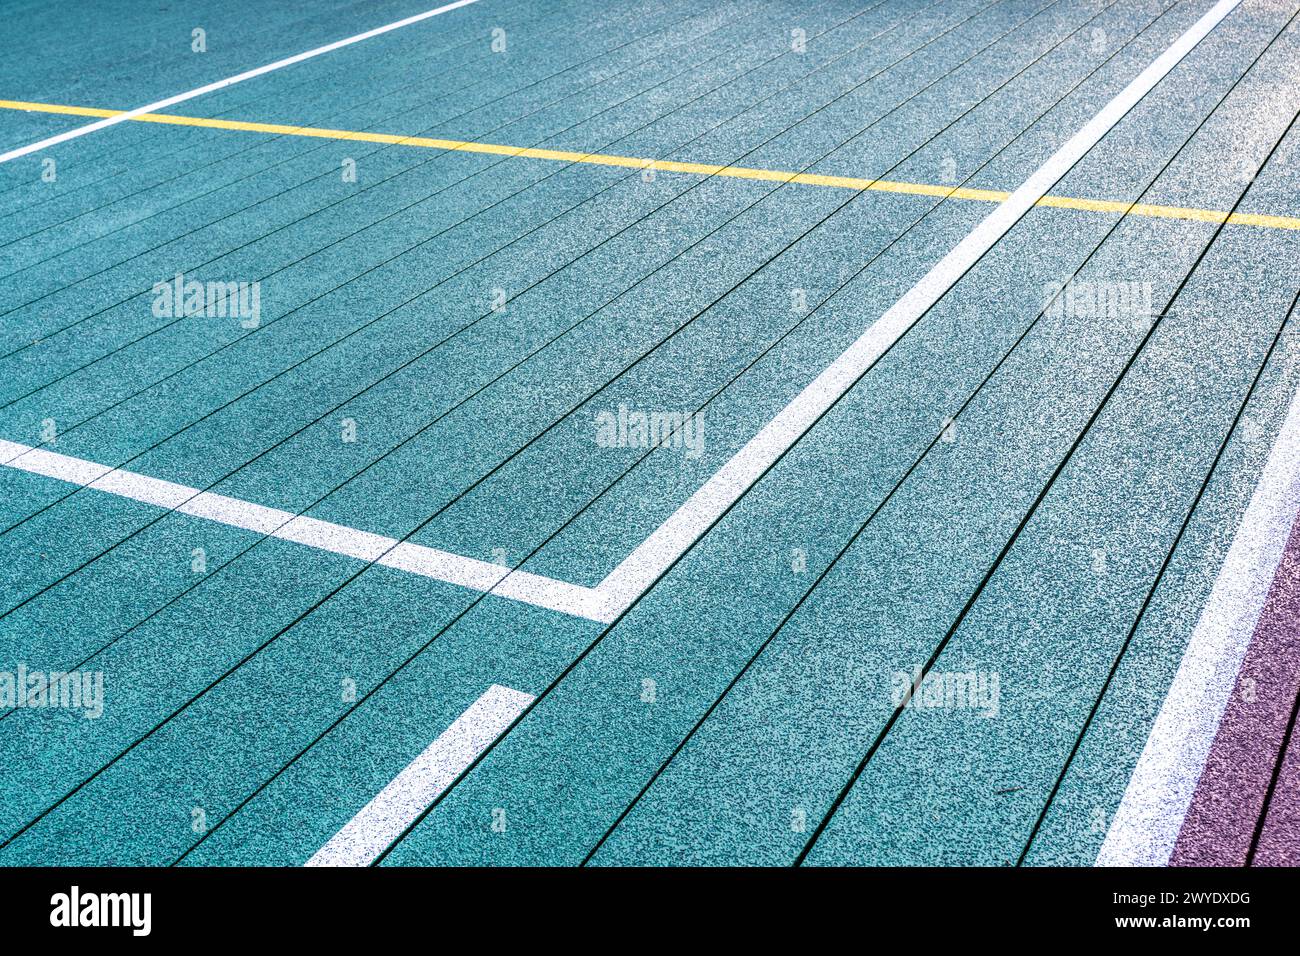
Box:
1 0 1299 867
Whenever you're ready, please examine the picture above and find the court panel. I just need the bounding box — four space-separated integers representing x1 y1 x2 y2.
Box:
0 0 487 155
0 0 998 621
376 0 1300 867
0 0 581 247
2 0 1024 868
55 0 1253 868
0 0 1295 867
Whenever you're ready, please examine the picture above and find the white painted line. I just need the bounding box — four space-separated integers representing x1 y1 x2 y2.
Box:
0 0 1239 627
306 683 533 866
0 0 1244 631
1096 381 1300 867
595 0 1243 617
0 439 612 622
0 0 484 165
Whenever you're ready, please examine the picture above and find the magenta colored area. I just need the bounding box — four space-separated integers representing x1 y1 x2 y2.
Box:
1171 515 1300 866
1253 718 1300 866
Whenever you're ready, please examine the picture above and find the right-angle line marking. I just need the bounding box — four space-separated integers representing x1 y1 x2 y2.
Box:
306 683 534 867
0 0 1246 629
0 439 612 622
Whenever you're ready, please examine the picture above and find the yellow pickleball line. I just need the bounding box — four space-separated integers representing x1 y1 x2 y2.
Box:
3 97 1297 232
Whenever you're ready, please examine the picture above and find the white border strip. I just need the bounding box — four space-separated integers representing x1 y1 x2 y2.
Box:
1096 380 1300 866
0 0 483 165
596 0 1243 616
0 439 612 622
306 683 533 866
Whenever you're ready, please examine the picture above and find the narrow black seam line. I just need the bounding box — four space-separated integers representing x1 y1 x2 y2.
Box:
579 0 1173 867
0 0 815 549
176 0 1061 866
1247 660 1300 864
0 0 927 637
1019 0 1300 862
1021 154 1300 864
798 40 1297 869
0 0 693 284
0 0 900 696
369 0 1178 868
0 0 554 239
0 0 943 855
0 0 899 548
1026 284 1300 867
0 0 677 299
0 0 752 362
1248 290 1300 862
182 0 1081 868
585 0 1265 866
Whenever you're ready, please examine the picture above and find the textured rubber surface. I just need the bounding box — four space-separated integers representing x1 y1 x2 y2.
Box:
1 0 1298 867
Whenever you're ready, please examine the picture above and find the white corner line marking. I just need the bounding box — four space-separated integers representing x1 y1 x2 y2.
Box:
0 1 1241 624
0 439 613 623
1096 378 1300 867
593 0 1244 618
0 0 484 165
306 683 534 866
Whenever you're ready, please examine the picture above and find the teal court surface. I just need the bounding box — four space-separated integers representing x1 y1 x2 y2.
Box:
0 0 1298 868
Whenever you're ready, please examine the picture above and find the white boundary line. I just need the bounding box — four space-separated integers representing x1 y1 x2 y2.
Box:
596 0 1244 616
0 0 483 165
306 683 533 866
0 440 612 622
0 0 1240 626
1096 380 1300 866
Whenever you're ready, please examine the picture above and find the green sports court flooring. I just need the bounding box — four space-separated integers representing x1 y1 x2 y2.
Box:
1 0 1299 867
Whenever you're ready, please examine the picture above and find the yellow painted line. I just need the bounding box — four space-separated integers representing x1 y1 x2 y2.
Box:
3 97 1299 233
